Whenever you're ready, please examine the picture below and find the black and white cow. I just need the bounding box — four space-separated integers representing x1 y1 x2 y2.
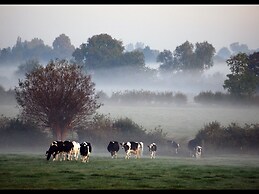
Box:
62 140 74 161
80 141 92 163
46 140 64 161
171 140 180 154
120 141 143 159
147 143 157 159
107 141 120 159
188 139 202 158
46 140 77 161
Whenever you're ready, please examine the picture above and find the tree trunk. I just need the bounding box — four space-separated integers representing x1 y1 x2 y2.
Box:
56 126 62 141
61 127 69 141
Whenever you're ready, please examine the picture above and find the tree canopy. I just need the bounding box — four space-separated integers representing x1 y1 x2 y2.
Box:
223 52 259 97
72 33 145 72
15 59 101 140
157 41 215 73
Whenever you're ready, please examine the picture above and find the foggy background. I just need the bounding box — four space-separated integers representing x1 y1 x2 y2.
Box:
1 5 259 157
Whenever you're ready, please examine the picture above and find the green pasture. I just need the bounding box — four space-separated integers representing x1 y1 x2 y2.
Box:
0 153 259 190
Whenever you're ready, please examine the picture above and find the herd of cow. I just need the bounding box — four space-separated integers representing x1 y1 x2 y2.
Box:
46 140 92 162
45 139 203 162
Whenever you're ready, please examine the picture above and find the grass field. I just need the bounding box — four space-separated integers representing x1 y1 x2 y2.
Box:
1 103 259 190
1 153 259 190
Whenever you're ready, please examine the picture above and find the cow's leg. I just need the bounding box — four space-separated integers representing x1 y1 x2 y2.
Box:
81 156 85 163
112 151 116 159
53 153 56 161
137 151 139 159
115 152 117 159
125 151 130 159
67 152 71 160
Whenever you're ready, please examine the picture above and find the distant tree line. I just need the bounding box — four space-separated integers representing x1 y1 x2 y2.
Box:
0 34 75 64
215 42 259 62
2 86 259 107
7 32 259 99
194 91 259 106
98 89 187 105
0 33 216 76
2 33 259 80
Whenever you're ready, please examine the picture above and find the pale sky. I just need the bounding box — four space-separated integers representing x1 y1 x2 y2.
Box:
1 4 259 52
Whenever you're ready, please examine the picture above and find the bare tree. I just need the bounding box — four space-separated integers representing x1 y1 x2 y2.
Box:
15 59 101 141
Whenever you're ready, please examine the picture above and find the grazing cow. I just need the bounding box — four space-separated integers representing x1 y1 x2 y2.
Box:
107 141 120 159
80 141 92 163
120 141 144 159
147 143 157 159
46 140 64 161
62 140 74 161
171 140 180 154
46 140 78 161
188 139 202 158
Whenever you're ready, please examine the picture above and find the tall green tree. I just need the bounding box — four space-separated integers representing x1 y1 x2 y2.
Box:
15 59 101 141
72 43 87 66
223 52 259 97
156 49 175 72
120 50 145 70
73 33 124 70
173 40 194 71
71 33 145 72
159 41 215 73
194 41 215 71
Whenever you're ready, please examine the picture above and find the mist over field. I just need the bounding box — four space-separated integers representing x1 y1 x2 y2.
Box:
92 61 230 99
0 59 257 144
0 64 20 91
1 6 259 190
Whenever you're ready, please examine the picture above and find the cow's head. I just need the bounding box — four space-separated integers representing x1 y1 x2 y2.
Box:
120 142 130 152
46 150 51 160
195 146 202 158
